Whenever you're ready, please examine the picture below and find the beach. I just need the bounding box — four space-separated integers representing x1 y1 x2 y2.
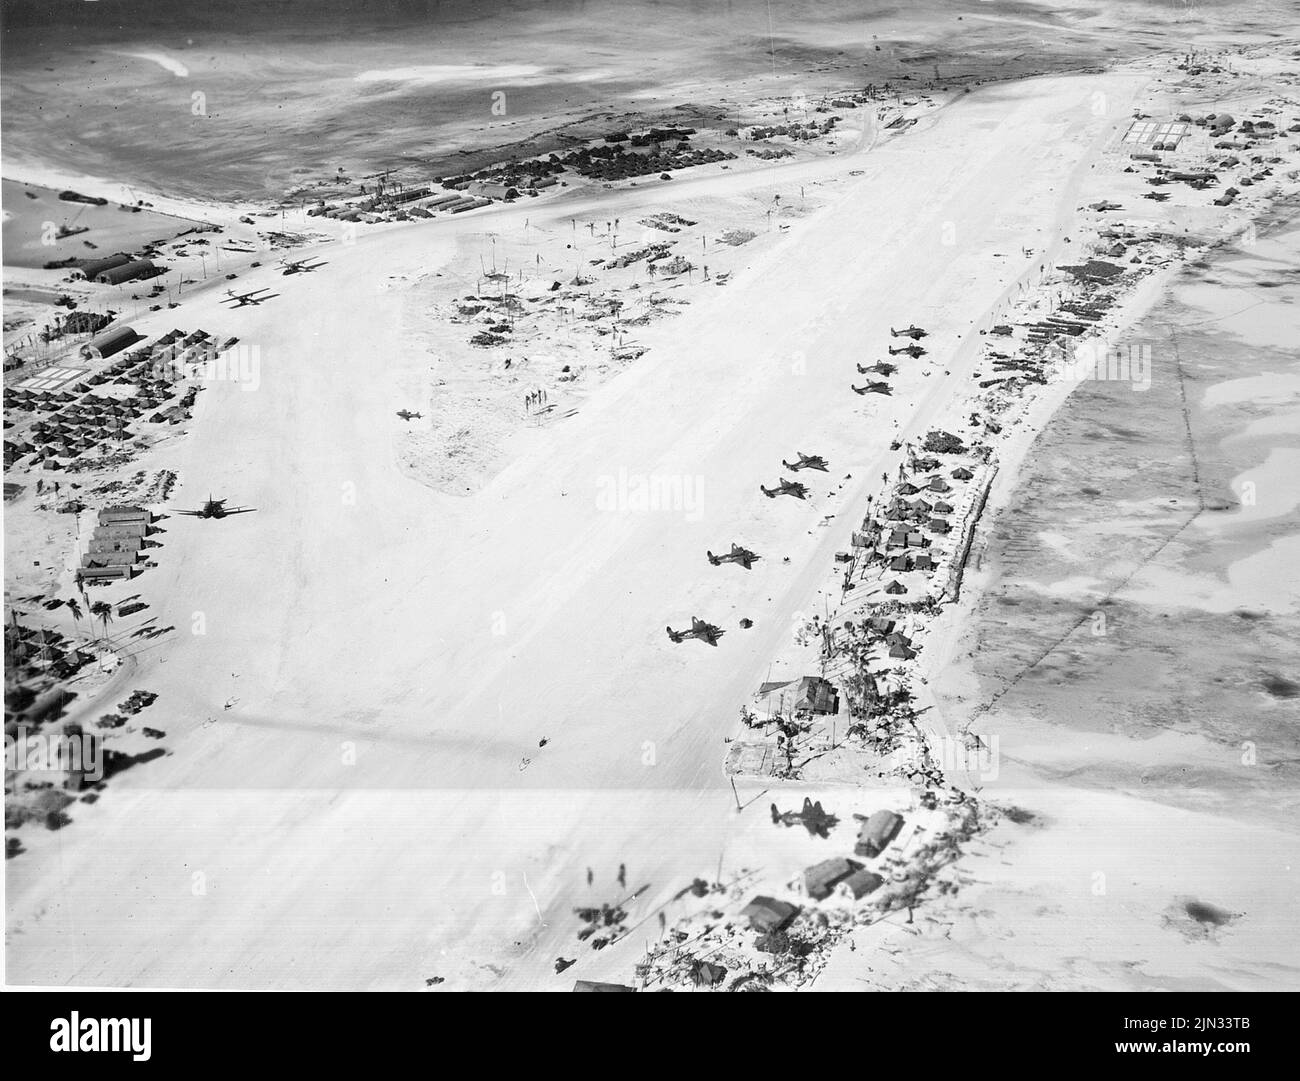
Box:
868 202 1300 991
0 0 1242 205
4 3 1299 993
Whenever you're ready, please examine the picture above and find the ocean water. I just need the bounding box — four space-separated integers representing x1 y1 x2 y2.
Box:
940 199 1300 821
1 0 1272 202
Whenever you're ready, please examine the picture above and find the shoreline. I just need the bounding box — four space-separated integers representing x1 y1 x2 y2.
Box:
0 162 260 231
674 61 1300 988
1 44 1165 227
5 29 1300 990
853 202 1300 991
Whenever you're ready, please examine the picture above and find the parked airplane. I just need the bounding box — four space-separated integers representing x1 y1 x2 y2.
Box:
888 343 927 358
707 543 759 569
851 382 891 396
771 797 838 838
666 616 723 646
173 495 255 519
857 361 896 376
280 258 327 275
781 451 828 472
222 288 273 307
760 477 808 499
890 325 928 339
396 410 424 421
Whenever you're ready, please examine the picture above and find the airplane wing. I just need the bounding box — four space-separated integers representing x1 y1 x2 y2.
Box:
174 510 203 516
225 507 256 515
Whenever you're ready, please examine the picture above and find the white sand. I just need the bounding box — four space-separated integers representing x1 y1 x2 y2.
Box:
7 44 1299 990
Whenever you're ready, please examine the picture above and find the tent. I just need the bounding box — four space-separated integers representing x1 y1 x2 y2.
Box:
803 857 860 901
689 961 728 988
855 810 904 858
837 869 885 901
793 676 838 715
741 896 799 934
756 676 838 715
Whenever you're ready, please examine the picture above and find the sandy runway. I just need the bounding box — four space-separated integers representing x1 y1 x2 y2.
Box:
8 71 1148 988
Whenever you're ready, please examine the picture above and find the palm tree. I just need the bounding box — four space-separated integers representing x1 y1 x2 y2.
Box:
89 600 114 642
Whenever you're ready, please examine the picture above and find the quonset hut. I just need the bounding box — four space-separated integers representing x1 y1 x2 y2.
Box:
96 258 157 285
74 253 132 280
80 324 140 360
